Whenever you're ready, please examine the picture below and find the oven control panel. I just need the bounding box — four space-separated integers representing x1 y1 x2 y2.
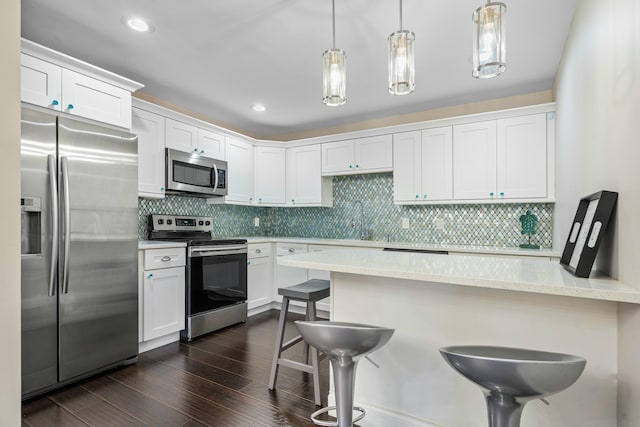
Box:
151 214 213 232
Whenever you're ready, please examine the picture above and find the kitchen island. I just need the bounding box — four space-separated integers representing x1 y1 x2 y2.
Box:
278 249 640 427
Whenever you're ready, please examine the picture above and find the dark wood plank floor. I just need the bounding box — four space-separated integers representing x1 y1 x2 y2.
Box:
22 310 330 427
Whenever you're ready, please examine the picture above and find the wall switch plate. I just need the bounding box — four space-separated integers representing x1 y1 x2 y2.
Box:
254 217 260 227
401 218 410 229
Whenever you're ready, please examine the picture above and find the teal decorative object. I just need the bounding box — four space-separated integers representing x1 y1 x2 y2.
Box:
519 210 540 249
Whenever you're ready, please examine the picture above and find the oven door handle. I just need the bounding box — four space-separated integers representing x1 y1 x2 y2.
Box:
190 247 248 258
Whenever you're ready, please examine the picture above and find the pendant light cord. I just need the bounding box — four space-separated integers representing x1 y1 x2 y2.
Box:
399 0 403 30
332 0 336 49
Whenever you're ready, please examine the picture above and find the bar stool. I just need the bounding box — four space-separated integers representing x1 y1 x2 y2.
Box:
440 345 587 427
295 321 394 427
268 279 330 406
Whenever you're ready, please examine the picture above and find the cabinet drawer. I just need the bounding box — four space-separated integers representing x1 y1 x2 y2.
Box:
248 243 272 259
276 243 308 257
144 247 186 270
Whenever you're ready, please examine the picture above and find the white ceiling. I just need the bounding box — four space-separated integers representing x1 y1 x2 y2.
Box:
21 0 577 139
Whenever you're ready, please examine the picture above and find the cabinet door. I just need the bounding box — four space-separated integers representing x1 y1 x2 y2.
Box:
274 244 308 305
254 146 286 205
393 131 422 202
226 137 255 204
132 108 166 198
287 145 324 205
322 140 354 174
453 121 497 200
20 54 62 111
143 267 185 341
247 257 272 310
61 69 132 129
197 128 226 160
354 135 393 172
421 127 453 201
165 118 197 153
497 114 547 199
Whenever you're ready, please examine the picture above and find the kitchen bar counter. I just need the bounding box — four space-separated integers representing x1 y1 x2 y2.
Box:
244 236 561 258
277 248 636 426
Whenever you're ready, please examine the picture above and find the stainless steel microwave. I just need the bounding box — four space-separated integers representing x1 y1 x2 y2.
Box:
166 148 228 196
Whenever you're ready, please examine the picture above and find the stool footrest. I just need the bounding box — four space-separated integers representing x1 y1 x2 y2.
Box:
277 358 314 374
310 405 366 426
281 335 303 352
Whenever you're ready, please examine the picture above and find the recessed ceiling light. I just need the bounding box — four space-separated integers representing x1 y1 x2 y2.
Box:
127 17 150 32
252 103 266 112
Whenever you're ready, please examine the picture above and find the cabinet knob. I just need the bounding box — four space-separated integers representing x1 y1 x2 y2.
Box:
490 192 494 197
415 194 419 199
258 198 262 203
247 261 251 266
67 104 74 110
355 164 360 168
51 99 59 106
193 148 198 152
249 197 253 201
147 273 153 279
348 164 353 168
255 249 261 254
499 192 505 197
288 248 295 253
291 199 295 204
160 186 165 192
423 194 427 198
200 150 205 154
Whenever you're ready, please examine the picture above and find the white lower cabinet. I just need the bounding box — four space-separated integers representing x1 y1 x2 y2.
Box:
274 243 308 307
247 243 273 310
138 246 186 352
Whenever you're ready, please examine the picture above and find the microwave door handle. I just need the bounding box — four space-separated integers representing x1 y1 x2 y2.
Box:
213 163 219 190
47 155 58 297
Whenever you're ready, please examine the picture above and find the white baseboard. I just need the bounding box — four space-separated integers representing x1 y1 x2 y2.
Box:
327 393 442 427
138 332 180 353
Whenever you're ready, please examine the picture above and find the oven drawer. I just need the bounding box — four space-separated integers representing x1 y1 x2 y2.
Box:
144 247 186 270
248 243 272 259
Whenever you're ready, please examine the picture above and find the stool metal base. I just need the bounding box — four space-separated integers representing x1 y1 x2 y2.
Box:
310 405 366 427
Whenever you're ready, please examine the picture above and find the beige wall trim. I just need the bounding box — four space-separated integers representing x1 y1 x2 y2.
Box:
271 90 553 141
0 0 22 424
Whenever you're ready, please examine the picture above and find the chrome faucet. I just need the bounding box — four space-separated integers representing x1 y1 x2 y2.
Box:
353 200 369 240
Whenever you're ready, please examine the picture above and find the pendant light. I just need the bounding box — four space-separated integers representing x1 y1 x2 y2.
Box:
472 1 507 78
323 0 346 106
388 0 415 95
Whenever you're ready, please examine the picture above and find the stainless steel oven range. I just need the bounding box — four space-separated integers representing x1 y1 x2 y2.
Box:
149 214 247 340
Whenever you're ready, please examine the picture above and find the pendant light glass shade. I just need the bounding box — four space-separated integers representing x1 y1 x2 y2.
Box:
472 2 506 79
388 30 415 95
323 48 347 106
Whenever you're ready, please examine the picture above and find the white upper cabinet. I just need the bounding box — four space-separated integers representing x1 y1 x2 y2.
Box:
394 128 452 203
322 135 393 175
453 120 498 200
496 114 547 199
165 118 226 160
286 145 333 207
20 40 142 129
225 137 255 204
132 108 166 198
254 146 286 205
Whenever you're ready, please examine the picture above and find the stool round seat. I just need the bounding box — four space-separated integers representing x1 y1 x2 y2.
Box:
296 321 394 427
440 345 586 427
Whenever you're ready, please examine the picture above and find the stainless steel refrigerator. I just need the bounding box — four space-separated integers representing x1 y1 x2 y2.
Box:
21 106 139 399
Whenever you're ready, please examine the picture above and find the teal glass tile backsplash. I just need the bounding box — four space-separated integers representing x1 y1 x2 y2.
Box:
138 173 553 248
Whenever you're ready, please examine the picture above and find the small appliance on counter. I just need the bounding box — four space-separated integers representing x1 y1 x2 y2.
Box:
149 214 247 340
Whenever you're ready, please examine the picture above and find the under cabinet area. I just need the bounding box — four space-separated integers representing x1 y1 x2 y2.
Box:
138 245 186 353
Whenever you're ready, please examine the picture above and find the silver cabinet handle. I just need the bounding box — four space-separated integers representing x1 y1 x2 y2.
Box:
288 248 295 253
47 155 58 297
61 156 71 294
161 256 171 262
255 249 261 254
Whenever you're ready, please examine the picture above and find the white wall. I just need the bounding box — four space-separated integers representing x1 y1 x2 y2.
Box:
554 0 640 425
0 0 22 425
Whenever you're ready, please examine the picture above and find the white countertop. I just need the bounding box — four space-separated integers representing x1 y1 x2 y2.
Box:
138 240 187 250
244 236 561 257
278 249 640 304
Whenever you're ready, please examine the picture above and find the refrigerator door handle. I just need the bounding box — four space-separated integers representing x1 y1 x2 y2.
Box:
61 156 71 294
47 155 58 297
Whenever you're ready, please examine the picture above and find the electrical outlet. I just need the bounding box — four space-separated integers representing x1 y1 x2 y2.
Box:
435 217 445 230
401 218 410 229
254 217 260 227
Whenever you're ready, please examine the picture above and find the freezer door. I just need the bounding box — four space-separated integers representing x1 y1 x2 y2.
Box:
21 107 58 396
58 117 139 381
